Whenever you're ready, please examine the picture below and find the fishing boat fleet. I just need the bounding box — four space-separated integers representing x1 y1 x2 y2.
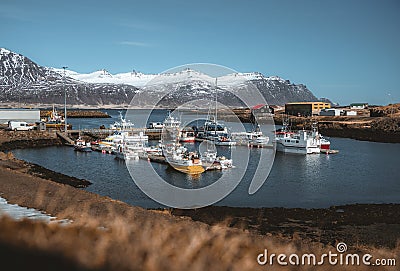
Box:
72 78 335 174
72 110 336 174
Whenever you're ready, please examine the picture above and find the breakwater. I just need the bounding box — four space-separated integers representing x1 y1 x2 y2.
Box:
41 110 111 118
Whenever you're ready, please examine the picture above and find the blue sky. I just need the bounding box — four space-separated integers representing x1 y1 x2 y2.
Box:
1 0 399 105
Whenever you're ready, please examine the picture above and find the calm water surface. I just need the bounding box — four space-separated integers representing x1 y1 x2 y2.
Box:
12 110 400 209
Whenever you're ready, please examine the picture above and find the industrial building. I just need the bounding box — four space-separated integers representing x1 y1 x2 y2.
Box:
0 109 40 124
285 102 331 116
319 108 344 116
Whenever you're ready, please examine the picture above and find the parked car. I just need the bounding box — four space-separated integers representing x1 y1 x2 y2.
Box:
8 121 34 131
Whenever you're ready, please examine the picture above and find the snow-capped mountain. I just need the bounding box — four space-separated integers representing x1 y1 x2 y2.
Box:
0 48 139 105
0 48 320 107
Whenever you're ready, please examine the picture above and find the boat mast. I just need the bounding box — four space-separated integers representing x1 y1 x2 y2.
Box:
214 78 218 137
62 66 68 133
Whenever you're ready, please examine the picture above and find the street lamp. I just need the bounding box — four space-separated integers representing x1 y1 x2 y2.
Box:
62 66 68 132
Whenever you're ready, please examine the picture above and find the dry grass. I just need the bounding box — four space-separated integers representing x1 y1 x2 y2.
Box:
0 202 399 271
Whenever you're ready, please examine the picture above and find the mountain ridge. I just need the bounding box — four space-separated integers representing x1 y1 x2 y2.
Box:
0 48 322 107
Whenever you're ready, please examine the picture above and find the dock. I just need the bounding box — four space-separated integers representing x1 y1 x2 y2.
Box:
71 128 163 140
147 154 167 164
56 131 74 145
320 149 339 154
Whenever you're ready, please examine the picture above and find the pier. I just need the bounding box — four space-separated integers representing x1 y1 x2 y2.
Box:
52 128 163 147
56 131 74 145
63 128 163 140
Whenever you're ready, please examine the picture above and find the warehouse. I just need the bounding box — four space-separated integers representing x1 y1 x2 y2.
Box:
285 102 331 116
0 109 41 124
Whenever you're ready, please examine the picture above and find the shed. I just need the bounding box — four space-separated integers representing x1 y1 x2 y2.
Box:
0 109 41 124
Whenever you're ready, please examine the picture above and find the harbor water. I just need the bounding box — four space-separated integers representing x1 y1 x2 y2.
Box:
12 110 400 209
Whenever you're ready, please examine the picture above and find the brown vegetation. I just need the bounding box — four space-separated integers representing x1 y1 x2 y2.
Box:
370 103 400 117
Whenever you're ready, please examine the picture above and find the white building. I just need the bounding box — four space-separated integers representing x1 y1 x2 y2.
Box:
319 108 343 116
350 103 368 109
0 109 40 124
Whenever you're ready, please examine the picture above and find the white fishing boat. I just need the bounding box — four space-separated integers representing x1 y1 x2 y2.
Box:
110 111 135 130
214 134 237 146
163 111 181 129
231 131 269 147
99 131 148 147
98 133 124 147
115 141 145 160
196 78 236 146
195 120 227 142
200 140 233 170
44 105 72 129
74 137 92 152
231 125 269 147
320 136 331 150
201 151 233 170
201 150 217 166
179 127 195 142
249 135 270 147
215 156 233 169
144 145 163 156
274 121 324 154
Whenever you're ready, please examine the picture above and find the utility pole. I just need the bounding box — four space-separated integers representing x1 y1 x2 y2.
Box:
62 66 68 132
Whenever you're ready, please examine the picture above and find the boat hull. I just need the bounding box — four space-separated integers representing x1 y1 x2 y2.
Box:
276 142 307 154
215 141 236 146
74 146 92 152
169 163 205 174
179 137 195 142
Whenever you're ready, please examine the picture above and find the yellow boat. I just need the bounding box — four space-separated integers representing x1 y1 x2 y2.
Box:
170 162 205 174
165 145 205 175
